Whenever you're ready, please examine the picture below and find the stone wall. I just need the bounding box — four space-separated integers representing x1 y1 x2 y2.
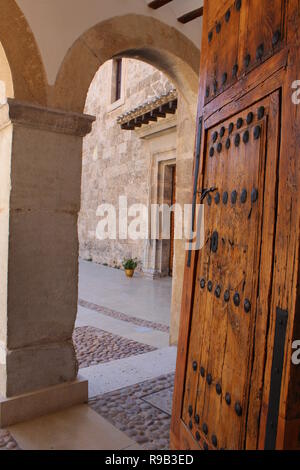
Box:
79 58 197 344
79 59 174 270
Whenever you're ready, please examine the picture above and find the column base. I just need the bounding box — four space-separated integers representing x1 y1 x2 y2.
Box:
143 268 166 279
0 376 88 427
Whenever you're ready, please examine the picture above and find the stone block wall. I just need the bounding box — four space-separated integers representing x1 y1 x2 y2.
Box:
79 59 174 269
79 58 197 344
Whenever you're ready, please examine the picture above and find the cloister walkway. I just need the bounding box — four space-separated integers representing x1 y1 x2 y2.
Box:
0 260 176 450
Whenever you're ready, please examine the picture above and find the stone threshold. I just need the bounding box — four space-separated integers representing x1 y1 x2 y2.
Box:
0 376 88 428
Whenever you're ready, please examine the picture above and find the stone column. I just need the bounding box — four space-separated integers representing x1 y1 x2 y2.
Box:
0 98 95 426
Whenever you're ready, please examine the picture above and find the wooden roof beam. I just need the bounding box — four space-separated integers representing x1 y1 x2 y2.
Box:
148 0 173 10
120 100 177 130
121 123 135 130
133 118 142 127
177 7 204 24
163 100 177 114
141 114 151 124
144 112 157 122
151 106 166 118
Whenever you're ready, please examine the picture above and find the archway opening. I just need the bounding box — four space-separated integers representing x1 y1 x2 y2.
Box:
0 9 200 449
74 53 197 449
52 14 199 116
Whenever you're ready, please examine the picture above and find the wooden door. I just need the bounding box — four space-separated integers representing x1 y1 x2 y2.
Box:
172 0 300 451
182 92 279 451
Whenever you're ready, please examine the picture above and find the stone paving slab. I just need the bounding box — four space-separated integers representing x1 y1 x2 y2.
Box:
76 305 169 349
142 388 174 416
89 373 175 450
78 260 172 327
78 299 170 333
8 405 134 451
73 326 156 368
80 346 177 398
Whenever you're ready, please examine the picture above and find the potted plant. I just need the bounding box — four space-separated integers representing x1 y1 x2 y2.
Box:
122 257 138 278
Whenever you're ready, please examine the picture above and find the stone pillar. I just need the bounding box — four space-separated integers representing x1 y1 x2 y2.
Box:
0 98 95 426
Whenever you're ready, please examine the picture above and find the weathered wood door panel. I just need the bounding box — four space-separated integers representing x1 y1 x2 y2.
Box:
172 0 300 451
205 0 241 103
240 0 286 77
205 0 286 104
181 93 280 451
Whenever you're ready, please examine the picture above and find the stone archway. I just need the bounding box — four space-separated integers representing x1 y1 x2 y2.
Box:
0 9 199 426
50 15 200 115
0 0 47 104
53 16 200 345
0 5 200 110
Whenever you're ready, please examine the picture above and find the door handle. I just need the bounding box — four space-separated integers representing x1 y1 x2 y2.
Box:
198 186 217 202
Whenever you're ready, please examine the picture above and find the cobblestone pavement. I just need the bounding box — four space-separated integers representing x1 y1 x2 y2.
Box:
78 299 170 333
89 373 175 450
1 323 170 451
73 326 157 368
0 430 20 451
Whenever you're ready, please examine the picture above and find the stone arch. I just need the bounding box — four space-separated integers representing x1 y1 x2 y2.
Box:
0 0 47 104
0 8 200 418
73 20 200 343
51 14 200 115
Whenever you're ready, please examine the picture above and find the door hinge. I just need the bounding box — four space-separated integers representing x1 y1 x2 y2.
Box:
264 307 288 450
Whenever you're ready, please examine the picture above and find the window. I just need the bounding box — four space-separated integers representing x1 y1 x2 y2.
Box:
112 58 123 103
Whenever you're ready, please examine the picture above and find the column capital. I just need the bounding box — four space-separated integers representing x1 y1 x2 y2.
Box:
7 99 95 137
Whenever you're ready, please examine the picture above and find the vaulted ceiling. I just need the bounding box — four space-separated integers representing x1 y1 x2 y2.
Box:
16 0 203 85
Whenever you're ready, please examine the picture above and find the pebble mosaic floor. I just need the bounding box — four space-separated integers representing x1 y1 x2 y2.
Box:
0 430 20 451
1 328 173 451
73 326 157 369
89 373 175 450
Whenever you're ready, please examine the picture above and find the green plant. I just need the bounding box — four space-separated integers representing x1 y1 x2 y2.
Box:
122 257 138 270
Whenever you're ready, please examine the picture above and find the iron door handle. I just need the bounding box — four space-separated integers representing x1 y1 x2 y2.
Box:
198 187 217 202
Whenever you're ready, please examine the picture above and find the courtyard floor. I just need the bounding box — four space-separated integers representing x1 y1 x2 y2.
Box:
0 260 177 450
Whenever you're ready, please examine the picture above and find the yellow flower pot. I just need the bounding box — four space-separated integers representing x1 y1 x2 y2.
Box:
125 269 134 278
